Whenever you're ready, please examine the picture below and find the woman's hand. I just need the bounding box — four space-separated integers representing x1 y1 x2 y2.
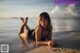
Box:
35 40 57 47
47 41 53 47
47 40 56 47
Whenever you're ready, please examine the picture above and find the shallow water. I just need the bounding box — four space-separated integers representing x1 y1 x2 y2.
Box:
0 18 80 40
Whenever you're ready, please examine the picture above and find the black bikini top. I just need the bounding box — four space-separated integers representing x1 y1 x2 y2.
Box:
32 25 49 41
41 26 49 41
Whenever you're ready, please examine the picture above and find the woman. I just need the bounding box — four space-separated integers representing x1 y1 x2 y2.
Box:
18 12 55 48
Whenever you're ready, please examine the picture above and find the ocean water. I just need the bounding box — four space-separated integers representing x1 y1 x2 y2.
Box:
0 18 37 40
52 18 80 32
0 18 80 40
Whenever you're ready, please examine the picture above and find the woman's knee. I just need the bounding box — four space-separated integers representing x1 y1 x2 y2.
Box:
21 31 28 37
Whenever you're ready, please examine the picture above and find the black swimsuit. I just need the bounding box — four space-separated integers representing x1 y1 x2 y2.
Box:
28 26 48 41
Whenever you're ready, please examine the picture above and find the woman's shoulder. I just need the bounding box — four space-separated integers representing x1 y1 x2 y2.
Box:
35 25 43 31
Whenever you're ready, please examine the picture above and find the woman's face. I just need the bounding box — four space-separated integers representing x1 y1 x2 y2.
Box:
40 17 48 28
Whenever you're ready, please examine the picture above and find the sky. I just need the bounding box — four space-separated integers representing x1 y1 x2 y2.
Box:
0 0 80 18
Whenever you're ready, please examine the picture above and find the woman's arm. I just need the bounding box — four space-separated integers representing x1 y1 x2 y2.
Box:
36 41 49 45
35 26 52 46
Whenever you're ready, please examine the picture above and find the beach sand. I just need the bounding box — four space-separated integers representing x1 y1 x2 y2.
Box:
0 32 80 53
26 35 80 53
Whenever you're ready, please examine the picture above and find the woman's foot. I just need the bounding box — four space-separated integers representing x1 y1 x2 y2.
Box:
22 44 26 48
22 43 28 48
20 17 25 25
25 17 28 24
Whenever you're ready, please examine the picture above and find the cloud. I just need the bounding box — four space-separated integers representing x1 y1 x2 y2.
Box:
0 0 53 18
51 4 79 18
67 4 78 16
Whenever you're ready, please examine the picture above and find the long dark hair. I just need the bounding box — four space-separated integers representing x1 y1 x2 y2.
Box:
38 12 52 31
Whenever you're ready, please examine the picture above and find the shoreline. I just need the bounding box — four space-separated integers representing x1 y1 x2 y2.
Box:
0 32 80 53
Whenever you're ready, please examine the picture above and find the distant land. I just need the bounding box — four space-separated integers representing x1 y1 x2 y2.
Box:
11 17 19 19
0 16 80 19
0 17 19 19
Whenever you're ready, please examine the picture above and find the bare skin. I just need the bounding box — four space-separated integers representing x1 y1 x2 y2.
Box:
35 16 56 47
18 17 55 48
18 17 29 48
35 25 55 47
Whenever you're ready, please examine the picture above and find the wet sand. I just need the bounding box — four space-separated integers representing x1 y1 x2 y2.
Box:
26 35 80 53
0 32 80 53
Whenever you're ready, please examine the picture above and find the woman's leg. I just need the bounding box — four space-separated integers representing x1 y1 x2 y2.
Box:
18 17 26 47
18 17 29 47
25 17 30 30
24 17 30 44
18 24 26 47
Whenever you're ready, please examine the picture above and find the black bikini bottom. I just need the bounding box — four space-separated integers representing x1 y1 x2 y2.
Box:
28 29 47 41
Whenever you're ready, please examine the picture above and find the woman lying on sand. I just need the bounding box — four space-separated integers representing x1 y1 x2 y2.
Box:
18 12 56 48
